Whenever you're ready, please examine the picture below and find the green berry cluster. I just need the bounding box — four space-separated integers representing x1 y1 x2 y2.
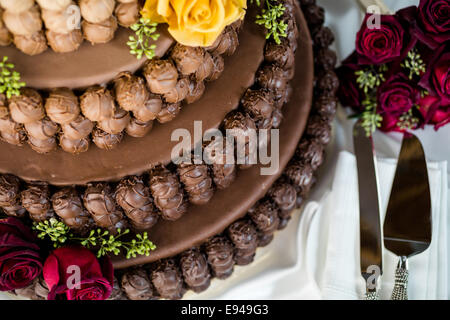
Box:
0 56 26 99
127 18 161 60
33 218 157 259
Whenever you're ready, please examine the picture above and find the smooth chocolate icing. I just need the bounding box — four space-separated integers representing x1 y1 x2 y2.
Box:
0 26 174 90
0 14 266 185
112 4 313 268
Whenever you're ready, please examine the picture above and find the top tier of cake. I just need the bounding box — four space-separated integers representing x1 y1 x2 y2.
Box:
0 0 139 55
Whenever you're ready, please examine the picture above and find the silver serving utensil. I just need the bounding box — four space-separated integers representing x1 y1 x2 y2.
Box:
383 133 432 300
353 122 383 300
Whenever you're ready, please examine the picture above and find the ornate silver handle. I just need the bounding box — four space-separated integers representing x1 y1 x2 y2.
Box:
391 256 409 300
365 291 380 300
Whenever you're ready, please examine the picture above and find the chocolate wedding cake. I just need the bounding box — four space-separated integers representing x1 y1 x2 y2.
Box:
0 0 338 300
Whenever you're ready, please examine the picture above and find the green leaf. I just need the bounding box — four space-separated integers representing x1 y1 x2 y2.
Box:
128 18 160 60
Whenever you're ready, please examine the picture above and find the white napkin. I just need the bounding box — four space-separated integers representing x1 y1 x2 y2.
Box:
320 151 448 300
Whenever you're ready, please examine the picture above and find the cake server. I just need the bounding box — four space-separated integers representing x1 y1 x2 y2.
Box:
383 133 431 300
353 122 383 300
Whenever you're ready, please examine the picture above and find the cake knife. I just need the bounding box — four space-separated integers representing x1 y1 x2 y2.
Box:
383 133 431 300
353 122 383 300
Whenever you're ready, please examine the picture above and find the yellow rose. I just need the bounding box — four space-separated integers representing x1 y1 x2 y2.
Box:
142 0 246 47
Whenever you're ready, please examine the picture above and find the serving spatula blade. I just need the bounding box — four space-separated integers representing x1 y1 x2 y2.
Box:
383 133 432 300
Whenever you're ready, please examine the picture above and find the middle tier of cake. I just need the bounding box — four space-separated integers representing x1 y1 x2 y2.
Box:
0 16 266 185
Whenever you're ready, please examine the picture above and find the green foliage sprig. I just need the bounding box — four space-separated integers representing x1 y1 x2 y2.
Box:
0 56 26 99
353 65 387 136
397 107 420 130
355 64 387 94
401 48 426 80
127 18 161 60
255 0 288 45
359 95 383 136
33 218 157 259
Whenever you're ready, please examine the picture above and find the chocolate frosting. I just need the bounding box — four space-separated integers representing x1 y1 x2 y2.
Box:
314 95 337 120
207 54 224 81
268 180 297 216
151 259 184 300
45 88 80 125
83 182 126 232
156 101 182 124
317 70 339 96
144 59 178 95
227 219 258 265
171 44 205 76
8 88 44 124
108 276 127 300
306 114 332 145
60 115 94 140
52 187 92 231
163 78 190 104
113 72 149 112
80 86 115 122
98 106 130 135
256 64 288 96
59 135 90 154
115 176 159 231
82 16 118 45
313 26 335 48
126 118 153 138
0 174 21 207
241 89 274 121
178 163 214 205
27 135 57 154
185 80 205 104
264 39 295 69
46 29 83 53
133 93 163 122
204 236 235 279
115 1 139 27
285 159 314 189
249 199 280 235
24 117 59 140
296 138 324 170
21 183 53 222
149 166 187 221
92 127 123 150
13 31 48 56
194 52 214 82
179 248 211 292
121 268 155 300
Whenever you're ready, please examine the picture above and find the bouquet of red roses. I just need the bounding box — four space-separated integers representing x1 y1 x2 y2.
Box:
337 0 449 136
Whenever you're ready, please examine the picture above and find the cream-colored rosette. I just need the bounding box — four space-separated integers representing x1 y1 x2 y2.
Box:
79 0 118 44
0 0 48 55
115 0 140 27
142 0 247 47
37 0 83 53
0 8 12 46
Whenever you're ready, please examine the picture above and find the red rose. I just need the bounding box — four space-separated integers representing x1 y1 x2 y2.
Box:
356 13 413 65
336 52 362 109
419 94 450 129
419 45 450 103
379 113 405 133
0 217 43 291
378 74 420 117
43 246 113 300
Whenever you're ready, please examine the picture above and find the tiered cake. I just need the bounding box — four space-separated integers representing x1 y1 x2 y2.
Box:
0 0 339 300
